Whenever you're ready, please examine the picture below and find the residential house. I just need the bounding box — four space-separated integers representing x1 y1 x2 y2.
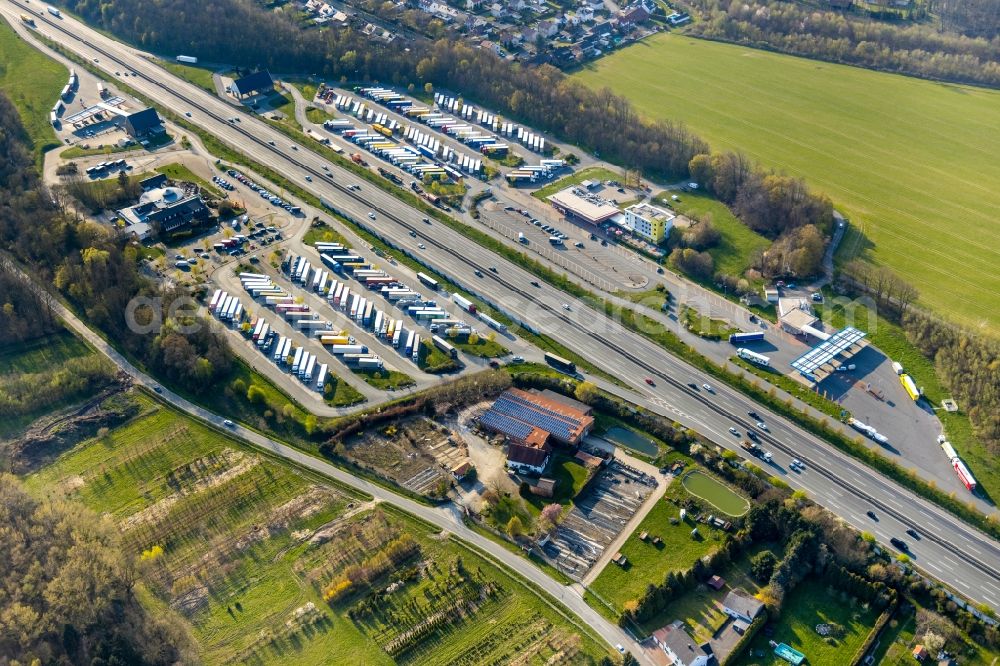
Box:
653 622 713 666
537 18 559 37
619 1 652 27
722 589 765 624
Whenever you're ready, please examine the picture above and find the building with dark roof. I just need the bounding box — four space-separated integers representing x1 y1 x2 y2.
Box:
652 622 713 666
138 173 168 191
506 443 550 475
122 108 164 139
232 70 275 99
722 589 765 624
117 186 209 239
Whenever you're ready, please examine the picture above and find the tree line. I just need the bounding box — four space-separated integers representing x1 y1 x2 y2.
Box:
0 258 60 343
0 93 233 396
59 0 831 247
685 0 1000 88
0 474 196 664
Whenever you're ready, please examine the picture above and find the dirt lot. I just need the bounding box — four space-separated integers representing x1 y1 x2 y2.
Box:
345 417 470 496
542 459 657 580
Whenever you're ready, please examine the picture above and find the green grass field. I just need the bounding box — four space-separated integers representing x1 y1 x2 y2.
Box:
159 60 218 93
26 396 611 664
733 579 878 666
588 483 727 613
0 18 66 162
636 542 778 639
0 330 113 438
521 453 591 513
0 329 92 375
574 34 1000 333
654 190 770 278
155 162 224 197
353 367 415 390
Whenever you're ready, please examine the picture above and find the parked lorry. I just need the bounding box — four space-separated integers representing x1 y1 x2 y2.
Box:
330 344 368 355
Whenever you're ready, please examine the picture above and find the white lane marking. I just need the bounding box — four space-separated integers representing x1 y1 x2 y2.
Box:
956 580 970 590
942 555 959 568
984 595 999 607
924 561 943 573
882 496 903 510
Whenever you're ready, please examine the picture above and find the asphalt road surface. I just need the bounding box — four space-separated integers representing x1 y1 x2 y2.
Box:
6 3 1000 615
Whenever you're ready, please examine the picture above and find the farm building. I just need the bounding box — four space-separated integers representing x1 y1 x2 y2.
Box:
506 443 550 476
539 388 593 416
480 388 594 446
232 70 275 99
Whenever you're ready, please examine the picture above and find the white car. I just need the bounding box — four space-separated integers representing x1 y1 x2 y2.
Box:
223 419 235 428
562 303 571 311
728 427 740 436
702 383 713 392
790 458 804 470
417 243 426 249
756 421 768 431
368 211 376 219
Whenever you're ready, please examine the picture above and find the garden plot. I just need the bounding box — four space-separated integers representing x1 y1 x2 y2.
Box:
346 417 469 496
26 396 613 664
543 460 657 580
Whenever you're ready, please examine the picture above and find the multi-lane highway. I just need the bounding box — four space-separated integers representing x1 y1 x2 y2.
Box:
6 1 1000 614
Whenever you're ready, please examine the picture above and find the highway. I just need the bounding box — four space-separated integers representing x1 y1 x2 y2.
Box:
6 2 1000 615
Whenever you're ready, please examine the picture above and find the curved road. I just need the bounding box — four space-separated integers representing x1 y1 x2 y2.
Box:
25 268 640 659
6 3 1000 614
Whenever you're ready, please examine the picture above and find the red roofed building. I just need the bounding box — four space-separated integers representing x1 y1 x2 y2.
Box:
482 388 594 476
